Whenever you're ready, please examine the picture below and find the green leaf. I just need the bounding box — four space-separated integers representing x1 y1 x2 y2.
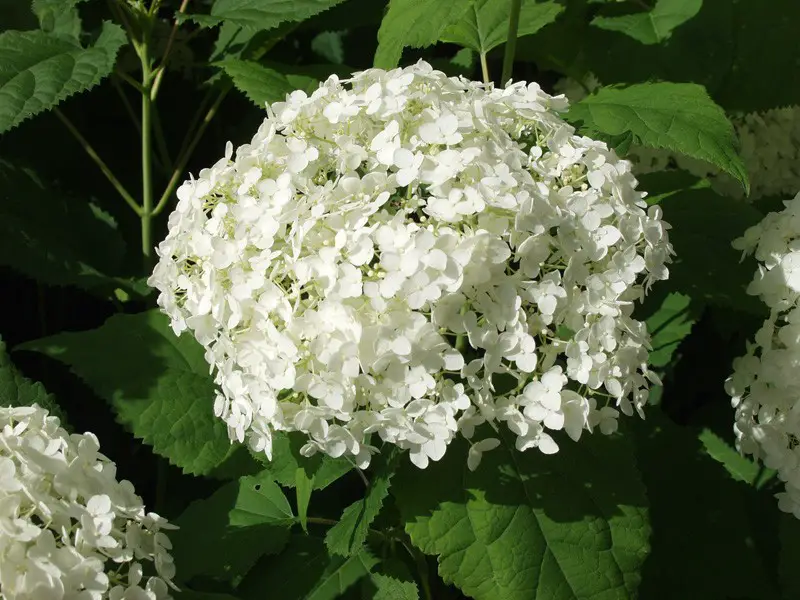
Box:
374 0 473 69
0 160 127 292
257 431 353 490
171 471 293 584
440 0 563 56
698 428 761 486
393 431 649 600
0 21 125 133
184 0 347 30
631 413 779 598
653 185 765 315
644 292 700 368
566 82 749 193
0 336 64 423
239 535 378 600
311 31 346 64
296 467 314 533
217 59 318 108
364 573 419 600
591 0 702 45
33 0 82 38
325 456 396 557
18 310 238 477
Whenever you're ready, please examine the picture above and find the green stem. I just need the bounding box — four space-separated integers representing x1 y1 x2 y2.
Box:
54 108 141 216
152 84 230 216
140 41 154 259
403 541 433 600
306 516 338 527
480 52 490 85
150 0 191 100
500 0 522 86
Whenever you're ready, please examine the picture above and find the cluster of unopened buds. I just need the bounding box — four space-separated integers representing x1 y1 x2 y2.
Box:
150 61 673 471
0 404 177 599
727 192 800 517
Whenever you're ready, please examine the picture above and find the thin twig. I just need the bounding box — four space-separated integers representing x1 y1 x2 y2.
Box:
54 108 142 216
151 0 191 100
152 84 230 216
111 75 142 135
306 516 338 527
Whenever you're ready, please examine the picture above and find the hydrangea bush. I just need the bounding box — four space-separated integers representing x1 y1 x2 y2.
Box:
727 193 800 517
0 405 176 599
149 62 672 470
4 0 800 598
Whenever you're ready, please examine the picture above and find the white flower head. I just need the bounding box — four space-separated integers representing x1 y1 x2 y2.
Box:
150 62 672 469
727 191 800 518
0 404 177 599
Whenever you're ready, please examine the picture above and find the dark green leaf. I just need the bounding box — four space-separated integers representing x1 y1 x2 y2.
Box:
374 0 473 69
591 0 702 45
0 22 125 133
184 0 347 30
699 428 760 485
172 471 293 583
18 310 237 476
0 336 64 423
364 573 419 600
566 82 748 193
32 0 82 37
297 467 314 532
440 0 563 55
393 431 649 599
631 414 778 598
653 185 765 315
256 431 353 490
325 456 396 556
645 292 700 368
0 160 127 292
217 59 318 108
239 535 378 600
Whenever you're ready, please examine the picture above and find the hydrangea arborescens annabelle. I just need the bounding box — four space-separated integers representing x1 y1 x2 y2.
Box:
149 61 672 471
727 193 800 518
557 76 800 201
0 404 177 599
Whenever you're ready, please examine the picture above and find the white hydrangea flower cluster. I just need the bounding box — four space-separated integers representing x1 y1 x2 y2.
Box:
556 77 800 201
0 404 177 599
150 61 672 471
726 193 800 518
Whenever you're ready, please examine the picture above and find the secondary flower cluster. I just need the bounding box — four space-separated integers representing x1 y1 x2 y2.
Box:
727 193 800 518
150 61 672 470
0 404 176 599
556 76 800 200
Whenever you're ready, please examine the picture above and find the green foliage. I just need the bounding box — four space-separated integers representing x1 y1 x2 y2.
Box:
171 471 294 584
699 428 761 485
0 160 128 293
239 535 378 600
630 414 779 598
182 0 348 30
296 467 314 532
365 571 420 600
591 0 702 44
644 291 700 368
374 0 473 68
32 0 82 37
0 337 64 422
0 22 125 133
393 432 650 599
325 455 396 557
257 431 353 490
440 0 563 56
652 184 765 314
18 310 240 477
566 82 749 192
218 59 318 107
